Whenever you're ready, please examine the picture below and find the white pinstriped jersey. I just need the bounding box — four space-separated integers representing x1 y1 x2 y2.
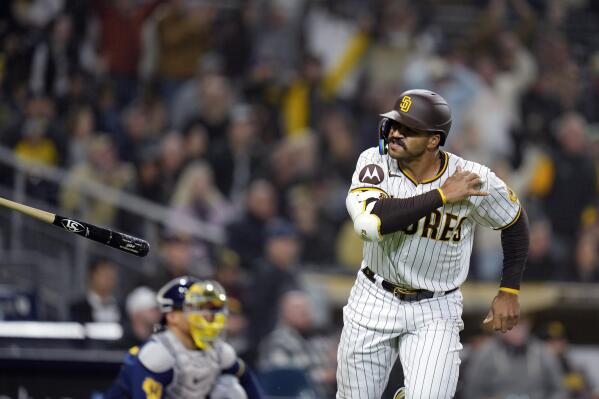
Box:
350 147 521 292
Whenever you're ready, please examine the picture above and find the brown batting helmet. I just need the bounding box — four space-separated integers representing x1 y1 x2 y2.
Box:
378 89 452 154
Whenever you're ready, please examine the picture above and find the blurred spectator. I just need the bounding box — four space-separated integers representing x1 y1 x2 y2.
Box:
11 0 65 30
92 0 162 106
252 0 306 83
169 52 224 129
141 0 217 109
288 186 335 265
269 134 319 210
533 32 581 115
59 134 135 226
131 145 162 203
5 94 59 148
69 258 122 323
280 54 326 138
94 80 122 138
29 13 80 98
318 108 358 181
520 73 564 149
13 115 60 200
116 286 160 349
183 121 209 161
14 116 59 166
64 105 95 166
144 231 213 287
182 73 234 144
257 290 337 398
157 131 187 204
570 229 599 283
214 248 249 356
170 161 233 262
142 234 197 292
246 219 302 365
227 179 278 270
527 113 597 279
539 321 594 399
461 35 537 165
582 53 599 124
524 218 564 281
463 316 566 399
117 104 153 164
209 104 266 203
170 161 230 219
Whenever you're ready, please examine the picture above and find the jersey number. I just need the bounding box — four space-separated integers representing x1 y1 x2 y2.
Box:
403 211 466 241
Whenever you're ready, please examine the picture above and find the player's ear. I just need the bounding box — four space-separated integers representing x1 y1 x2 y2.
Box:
427 133 441 149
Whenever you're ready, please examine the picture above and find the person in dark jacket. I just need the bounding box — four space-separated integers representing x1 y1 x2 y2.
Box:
69 257 122 323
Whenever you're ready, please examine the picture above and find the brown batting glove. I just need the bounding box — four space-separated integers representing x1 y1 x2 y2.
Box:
482 290 520 333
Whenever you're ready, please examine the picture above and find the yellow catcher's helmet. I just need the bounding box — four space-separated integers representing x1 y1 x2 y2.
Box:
184 280 228 349
157 276 228 349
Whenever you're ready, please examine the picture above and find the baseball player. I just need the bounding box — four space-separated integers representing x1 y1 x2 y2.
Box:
105 276 264 399
338 89 530 399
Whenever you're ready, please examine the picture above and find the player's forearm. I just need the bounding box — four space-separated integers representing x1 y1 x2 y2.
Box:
237 365 265 399
371 189 445 235
224 359 265 399
499 208 529 291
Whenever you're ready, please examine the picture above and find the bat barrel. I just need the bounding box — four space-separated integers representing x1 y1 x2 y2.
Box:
53 216 150 257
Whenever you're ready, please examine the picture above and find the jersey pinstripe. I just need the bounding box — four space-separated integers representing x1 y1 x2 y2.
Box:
349 147 521 292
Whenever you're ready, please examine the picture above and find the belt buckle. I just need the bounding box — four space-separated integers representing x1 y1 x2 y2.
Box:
392 285 417 296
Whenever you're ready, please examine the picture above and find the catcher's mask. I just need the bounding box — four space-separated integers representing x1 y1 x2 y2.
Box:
157 276 228 349
378 89 452 155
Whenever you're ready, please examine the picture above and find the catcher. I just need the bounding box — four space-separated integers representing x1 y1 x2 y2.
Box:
105 276 264 399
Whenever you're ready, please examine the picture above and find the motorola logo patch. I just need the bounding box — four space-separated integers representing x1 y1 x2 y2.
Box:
359 164 384 184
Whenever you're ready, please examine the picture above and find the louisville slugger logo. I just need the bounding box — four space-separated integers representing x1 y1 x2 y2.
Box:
359 164 384 185
61 219 85 233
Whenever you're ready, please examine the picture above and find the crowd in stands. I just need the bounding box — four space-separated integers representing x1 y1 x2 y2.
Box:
1 0 599 397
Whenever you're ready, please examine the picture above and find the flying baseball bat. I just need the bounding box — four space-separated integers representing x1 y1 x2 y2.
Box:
0 196 150 257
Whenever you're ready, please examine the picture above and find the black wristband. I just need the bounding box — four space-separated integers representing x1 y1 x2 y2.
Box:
371 190 444 235
499 208 530 290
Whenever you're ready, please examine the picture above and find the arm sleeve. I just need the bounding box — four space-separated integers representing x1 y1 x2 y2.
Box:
371 190 445 235
223 359 266 399
499 208 529 290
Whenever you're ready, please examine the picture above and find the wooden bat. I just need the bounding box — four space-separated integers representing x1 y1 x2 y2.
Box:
0 196 150 257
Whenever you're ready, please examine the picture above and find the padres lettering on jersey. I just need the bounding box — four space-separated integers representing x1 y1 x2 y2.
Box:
350 148 520 292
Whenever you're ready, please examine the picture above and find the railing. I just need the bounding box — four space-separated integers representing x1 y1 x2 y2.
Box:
0 145 225 244
0 144 225 319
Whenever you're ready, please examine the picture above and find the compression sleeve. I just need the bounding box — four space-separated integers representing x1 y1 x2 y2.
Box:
499 208 530 291
223 359 265 399
371 189 445 235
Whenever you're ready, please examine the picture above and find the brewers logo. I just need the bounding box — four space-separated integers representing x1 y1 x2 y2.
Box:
142 377 162 399
359 164 384 185
399 96 412 112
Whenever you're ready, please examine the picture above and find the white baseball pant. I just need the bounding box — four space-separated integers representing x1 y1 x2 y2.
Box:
336 270 464 399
